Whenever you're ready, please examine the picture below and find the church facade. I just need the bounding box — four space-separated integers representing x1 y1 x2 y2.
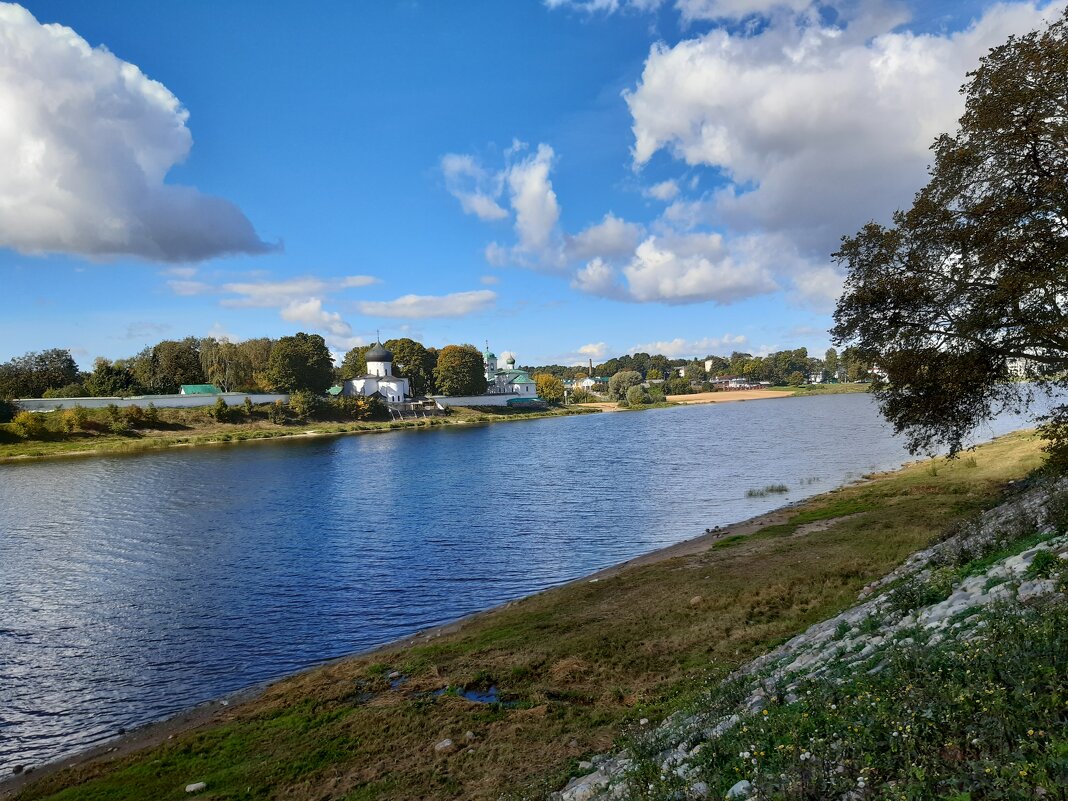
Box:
341 342 410 403
483 344 537 398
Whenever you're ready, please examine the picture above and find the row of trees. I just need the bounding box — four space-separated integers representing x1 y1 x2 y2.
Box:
0 336 498 401
0 334 336 399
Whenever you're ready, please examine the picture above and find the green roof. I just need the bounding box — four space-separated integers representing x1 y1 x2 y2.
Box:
180 384 221 395
327 385 343 396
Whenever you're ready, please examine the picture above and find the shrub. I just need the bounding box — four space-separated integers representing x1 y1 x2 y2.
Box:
1026 549 1058 579
123 404 145 427
288 390 325 422
109 419 131 435
209 396 235 423
11 411 48 439
143 402 159 427
266 400 287 425
105 403 121 423
886 567 956 615
62 405 89 433
647 386 666 403
243 396 254 418
626 385 650 407
0 399 15 424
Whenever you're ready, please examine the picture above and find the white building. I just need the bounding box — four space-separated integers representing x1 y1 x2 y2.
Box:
342 342 410 403
483 345 537 398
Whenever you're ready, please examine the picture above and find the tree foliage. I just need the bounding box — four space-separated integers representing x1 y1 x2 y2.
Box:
0 349 81 398
339 345 372 380
533 373 564 403
267 333 333 393
385 338 435 396
434 345 487 396
608 370 643 400
833 11 1068 456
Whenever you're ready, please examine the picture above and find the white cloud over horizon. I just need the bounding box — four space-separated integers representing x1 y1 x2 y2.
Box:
0 3 276 263
356 289 497 319
629 333 748 358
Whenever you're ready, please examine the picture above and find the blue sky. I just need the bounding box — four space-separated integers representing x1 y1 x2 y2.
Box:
0 0 1061 367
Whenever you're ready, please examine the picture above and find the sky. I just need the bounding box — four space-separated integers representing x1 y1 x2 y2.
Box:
0 0 1064 368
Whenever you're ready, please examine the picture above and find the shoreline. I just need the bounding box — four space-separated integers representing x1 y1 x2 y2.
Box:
0 494 811 796
0 388 839 464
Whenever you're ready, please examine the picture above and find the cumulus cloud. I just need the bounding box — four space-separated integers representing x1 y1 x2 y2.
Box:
623 234 778 304
565 213 644 261
356 290 497 319
578 342 609 359
507 144 561 259
571 258 628 300
443 143 567 267
0 3 275 262
624 2 1063 257
630 334 748 358
280 298 354 338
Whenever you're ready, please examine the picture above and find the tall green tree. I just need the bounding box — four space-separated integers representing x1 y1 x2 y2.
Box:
0 349 81 398
267 333 334 393
384 338 435 397
433 345 487 396
608 370 643 400
84 358 142 397
339 345 372 380
834 10 1068 456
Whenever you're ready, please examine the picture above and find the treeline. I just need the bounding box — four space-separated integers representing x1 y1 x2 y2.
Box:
0 334 334 399
527 346 873 390
0 336 493 401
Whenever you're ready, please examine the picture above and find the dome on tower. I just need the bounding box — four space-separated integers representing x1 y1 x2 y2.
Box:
506 355 516 366
365 342 392 363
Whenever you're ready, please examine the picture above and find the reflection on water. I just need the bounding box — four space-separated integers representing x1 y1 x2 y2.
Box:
0 394 1042 771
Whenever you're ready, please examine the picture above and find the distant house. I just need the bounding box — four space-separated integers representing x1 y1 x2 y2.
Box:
180 384 221 395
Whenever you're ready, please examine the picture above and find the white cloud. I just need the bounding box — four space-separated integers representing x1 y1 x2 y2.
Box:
621 233 778 304
480 274 500 285
624 2 1063 260
578 342 609 359
441 153 509 221
162 266 198 278
205 322 239 342
507 143 561 259
0 3 274 262
544 0 665 13
565 213 644 261
220 275 377 308
166 279 213 296
356 289 497 319
674 0 812 21
571 257 628 300
446 144 564 267
280 298 354 338
629 334 748 358
644 179 680 201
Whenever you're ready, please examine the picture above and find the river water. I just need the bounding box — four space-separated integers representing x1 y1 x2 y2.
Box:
0 394 1042 772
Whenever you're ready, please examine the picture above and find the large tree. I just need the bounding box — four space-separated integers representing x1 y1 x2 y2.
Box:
0 349 80 398
433 345 487 396
384 338 435 397
533 372 564 403
608 370 643 400
267 333 334 393
833 11 1068 457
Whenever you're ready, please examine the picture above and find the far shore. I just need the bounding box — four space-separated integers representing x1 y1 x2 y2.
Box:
0 384 866 464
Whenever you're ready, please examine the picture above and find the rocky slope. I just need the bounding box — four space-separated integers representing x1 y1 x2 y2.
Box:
554 478 1068 800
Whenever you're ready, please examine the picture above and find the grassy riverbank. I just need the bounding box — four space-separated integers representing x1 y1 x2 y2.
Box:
7 430 1047 801
767 383 871 395
0 404 598 462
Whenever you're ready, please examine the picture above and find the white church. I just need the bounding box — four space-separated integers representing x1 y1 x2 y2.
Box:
341 342 409 403
482 344 538 398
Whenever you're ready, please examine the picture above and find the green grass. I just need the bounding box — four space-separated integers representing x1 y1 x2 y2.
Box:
768 383 871 396
625 601 1068 800
11 431 1047 801
746 484 790 498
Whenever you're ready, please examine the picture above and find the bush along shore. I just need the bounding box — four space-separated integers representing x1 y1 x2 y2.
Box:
559 476 1068 800
0 401 598 461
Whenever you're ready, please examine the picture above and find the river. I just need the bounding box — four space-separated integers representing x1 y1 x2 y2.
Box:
0 393 1042 772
